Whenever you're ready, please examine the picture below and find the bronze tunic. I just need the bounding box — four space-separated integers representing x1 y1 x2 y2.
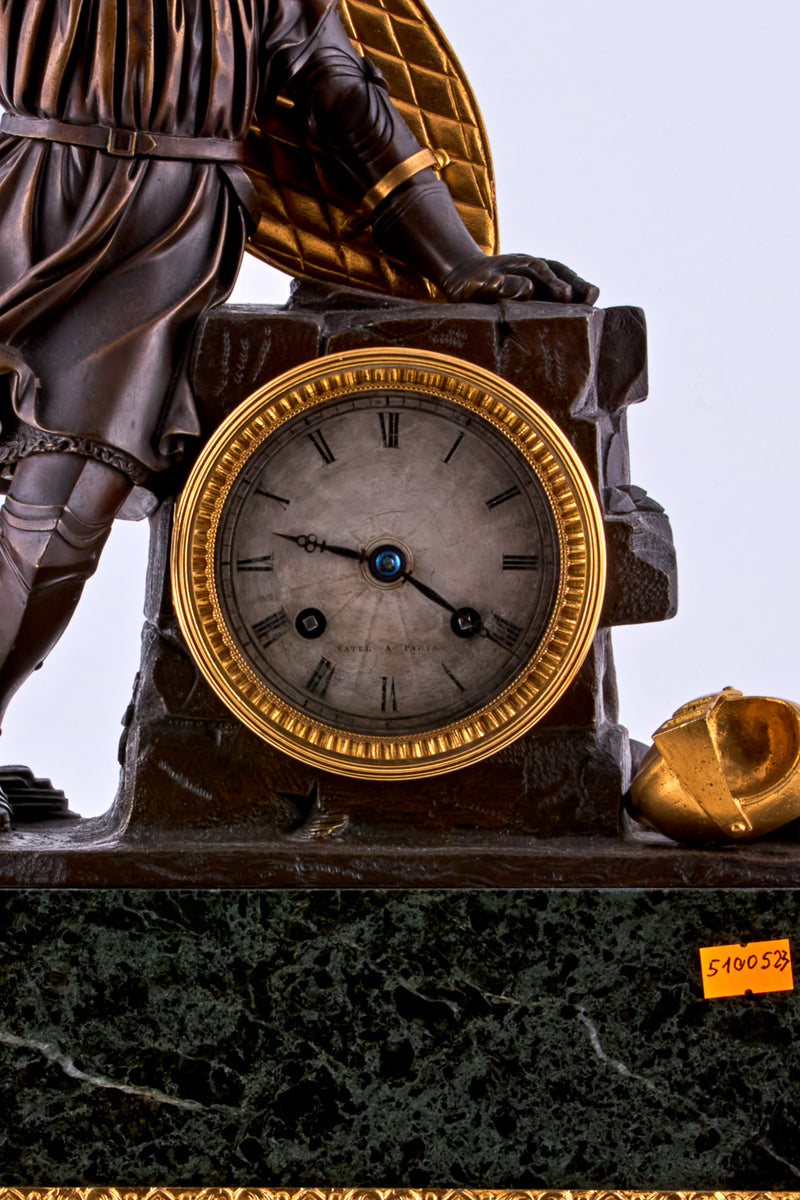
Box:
0 0 332 508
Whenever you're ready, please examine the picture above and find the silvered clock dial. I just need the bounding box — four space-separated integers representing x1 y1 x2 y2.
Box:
172 349 606 779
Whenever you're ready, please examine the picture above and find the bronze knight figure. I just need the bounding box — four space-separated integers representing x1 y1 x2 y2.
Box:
0 0 598 824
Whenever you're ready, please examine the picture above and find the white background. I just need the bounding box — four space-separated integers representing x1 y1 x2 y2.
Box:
4 0 799 816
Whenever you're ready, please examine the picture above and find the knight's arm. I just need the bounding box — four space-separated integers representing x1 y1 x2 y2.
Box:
285 6 598 304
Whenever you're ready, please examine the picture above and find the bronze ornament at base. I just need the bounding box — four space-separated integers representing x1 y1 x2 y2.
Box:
0 764 76 822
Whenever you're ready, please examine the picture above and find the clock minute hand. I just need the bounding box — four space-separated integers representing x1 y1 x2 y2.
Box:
274 532 365 562
400 569 459 616
401 568 510 649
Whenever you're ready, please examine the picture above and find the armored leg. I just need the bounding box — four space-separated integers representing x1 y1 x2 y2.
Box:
0 452 132 730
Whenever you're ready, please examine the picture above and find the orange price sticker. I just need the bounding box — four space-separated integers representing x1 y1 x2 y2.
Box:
699 938 793 999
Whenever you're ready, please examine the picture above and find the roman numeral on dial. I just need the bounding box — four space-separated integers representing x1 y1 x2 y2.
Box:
441 662 465 692
252 607 290 648
381 676 398 712
379 412 400 448
443 432 463 463
502 554 539 571
237 555 274 572
486 485 520 509
308 430 336 464
306 657 335 698
255 488 290 508
485 612 523 651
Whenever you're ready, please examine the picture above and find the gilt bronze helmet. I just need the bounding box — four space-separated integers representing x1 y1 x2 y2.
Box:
630 687 800 844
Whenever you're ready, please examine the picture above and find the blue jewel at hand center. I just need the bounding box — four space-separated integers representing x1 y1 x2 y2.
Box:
368 544 406 582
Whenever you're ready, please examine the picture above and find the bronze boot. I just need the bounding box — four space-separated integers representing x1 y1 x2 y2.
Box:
0 452 132 731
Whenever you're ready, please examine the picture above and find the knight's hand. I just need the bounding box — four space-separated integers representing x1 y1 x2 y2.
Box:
440 254 599 305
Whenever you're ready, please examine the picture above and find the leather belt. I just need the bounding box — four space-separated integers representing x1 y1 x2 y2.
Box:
0 113 245 162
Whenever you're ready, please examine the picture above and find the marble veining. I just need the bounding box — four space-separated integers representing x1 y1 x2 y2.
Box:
575 1007 659 1092
0 1029 204 1109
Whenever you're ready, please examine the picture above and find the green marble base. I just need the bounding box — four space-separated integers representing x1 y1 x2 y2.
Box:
1 890 798 1188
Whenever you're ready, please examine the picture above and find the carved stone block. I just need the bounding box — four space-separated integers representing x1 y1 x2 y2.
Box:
116 294 677 847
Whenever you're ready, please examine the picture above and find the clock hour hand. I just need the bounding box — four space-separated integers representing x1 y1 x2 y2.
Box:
274 532 365 562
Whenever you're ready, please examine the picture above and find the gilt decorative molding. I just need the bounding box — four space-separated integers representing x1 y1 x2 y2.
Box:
2 1191 798 1200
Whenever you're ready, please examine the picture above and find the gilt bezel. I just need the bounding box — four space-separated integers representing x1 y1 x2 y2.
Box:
172 348 606 779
